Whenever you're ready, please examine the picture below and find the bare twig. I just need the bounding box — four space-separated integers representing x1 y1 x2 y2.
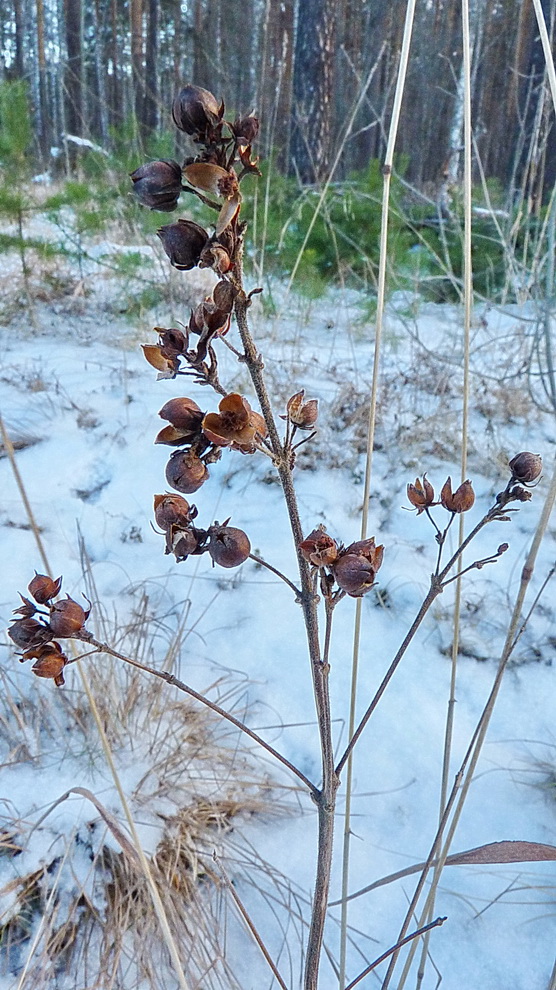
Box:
77 633 319 799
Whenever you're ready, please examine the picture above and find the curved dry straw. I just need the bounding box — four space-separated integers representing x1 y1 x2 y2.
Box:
0 412 192 990
338 2 417 985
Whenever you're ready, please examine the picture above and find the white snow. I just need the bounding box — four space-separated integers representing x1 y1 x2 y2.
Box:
1 237 555 990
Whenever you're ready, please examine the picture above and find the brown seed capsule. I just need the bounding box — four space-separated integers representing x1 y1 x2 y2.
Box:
332 537 384 598
8 617 51 649
13 594 37 618
157 219 209 271
172 527 206 561
130 160 182 212
198 243 232 275
509 452 542 485
157 327 187 356
158 397 204 432
406 476 435 513
28 572 62 604
283 390 319 430
299 526 339 567
165 449 209 494
440 477 475 513
154 493 194 530
232 115 260 146
49 597 89 638
172 84 222 137
212 280 236 313
208 525 251 568
202 393 267 453
30 643 67 687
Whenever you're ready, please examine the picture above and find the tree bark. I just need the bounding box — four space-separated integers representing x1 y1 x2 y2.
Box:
36 0 51 165
130 0 144 138
12 0 25 80
64 0 83 167
144 0 158 136
291 0 336 183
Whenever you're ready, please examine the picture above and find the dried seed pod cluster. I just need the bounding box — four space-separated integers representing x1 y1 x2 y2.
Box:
406 452 542 530
407 475 475 514
153 495 250 568
131 85 316 569
8 574 91 687
299 525 384 599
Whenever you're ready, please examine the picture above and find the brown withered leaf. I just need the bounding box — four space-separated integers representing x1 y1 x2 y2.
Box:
331 839 556 906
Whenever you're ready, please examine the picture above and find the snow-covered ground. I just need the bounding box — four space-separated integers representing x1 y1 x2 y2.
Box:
1 236 556 990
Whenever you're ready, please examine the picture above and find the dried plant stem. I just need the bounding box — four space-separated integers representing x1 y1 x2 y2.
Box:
3 415 192 990
0 413 50 573
417 0 474 981
337 495 512 776
212 854 289 990
343 916 446 990
339 3 417 985
249 552 302 597
385 459 556 990
233 269 337 990
79 633 318 799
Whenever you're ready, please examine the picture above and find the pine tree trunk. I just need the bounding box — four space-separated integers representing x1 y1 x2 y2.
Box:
144 0 158 136
64 0 83 167
36 0 51 165
13 0 25 80
130 0 144 139
291 0 337 183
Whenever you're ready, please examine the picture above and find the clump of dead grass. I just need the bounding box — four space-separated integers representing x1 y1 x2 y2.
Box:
0 581 292 989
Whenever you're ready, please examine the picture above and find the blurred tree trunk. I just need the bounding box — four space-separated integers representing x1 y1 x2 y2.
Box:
258 0 294 169
144 0 158 136
291 0 336 183
130 0 144 140
89 0 108 143
13 0 26 79
36 0 51 164
192 0 220 92
64 0 83 154
108 0 122 129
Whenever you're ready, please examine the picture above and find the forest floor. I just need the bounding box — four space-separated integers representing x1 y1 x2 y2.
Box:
1 227 556 990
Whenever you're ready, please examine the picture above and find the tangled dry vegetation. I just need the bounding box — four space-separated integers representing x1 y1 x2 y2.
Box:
0 586 292 989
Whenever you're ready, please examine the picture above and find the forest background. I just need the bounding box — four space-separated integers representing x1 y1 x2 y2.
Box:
1 0 554 203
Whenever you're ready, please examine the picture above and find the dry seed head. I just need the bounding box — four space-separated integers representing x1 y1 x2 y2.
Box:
165 449 210 494
299 526 339 567
202 393 267 453
8 617 51 649
157 219 208 271
406 476 435 513
130 160 182 212
332 537 384 597
232 115 260 145
172 527 205 561
154 493 194 530
284 390 319 430
509 451 542 485
172 84 222 137
208 525 251 568
49 596 89 638
440 477 475 513
28 572 62 604
30 643 68 686
142 344 180 376
158 397 204 432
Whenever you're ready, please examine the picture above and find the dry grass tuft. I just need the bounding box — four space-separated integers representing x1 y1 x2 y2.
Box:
0 581 292 989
